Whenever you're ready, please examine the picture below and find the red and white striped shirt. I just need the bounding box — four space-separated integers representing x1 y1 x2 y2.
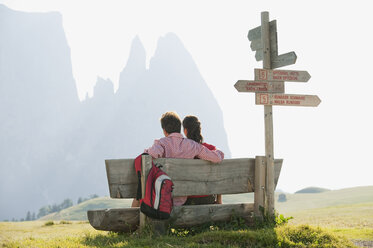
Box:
144 132 224 206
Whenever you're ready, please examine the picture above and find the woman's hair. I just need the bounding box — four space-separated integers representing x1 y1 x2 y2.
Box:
182 115 203 143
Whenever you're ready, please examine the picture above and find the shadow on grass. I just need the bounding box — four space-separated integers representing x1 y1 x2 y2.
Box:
82 232 132 248
82 230 185 248
81 217 276 248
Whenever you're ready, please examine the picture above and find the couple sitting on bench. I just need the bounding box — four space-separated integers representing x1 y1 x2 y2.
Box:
131 111 224 208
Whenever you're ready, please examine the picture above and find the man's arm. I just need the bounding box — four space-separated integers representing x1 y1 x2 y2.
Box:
196 145 224 163
144 140 165 158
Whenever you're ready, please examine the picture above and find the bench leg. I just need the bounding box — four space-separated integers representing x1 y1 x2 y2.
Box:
140 214 168 236
149 219 169 236
254 156 266 219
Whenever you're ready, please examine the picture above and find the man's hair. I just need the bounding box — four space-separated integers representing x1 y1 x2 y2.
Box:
160 111 181 134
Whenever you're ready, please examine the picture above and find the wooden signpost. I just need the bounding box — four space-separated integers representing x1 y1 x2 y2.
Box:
234 80 284 93
234 11 321 218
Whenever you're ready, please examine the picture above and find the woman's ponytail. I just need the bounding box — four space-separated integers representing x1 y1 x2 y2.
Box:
182 116 204 144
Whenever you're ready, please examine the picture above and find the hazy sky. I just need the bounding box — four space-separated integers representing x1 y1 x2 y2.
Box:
1 0 373 193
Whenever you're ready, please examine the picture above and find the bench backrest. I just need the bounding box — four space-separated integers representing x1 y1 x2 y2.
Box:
106 156 282 198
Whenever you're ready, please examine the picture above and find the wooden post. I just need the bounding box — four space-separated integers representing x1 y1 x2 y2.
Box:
139 155 152 231
254 156 266 218
139 155 168 235
261 11 275 217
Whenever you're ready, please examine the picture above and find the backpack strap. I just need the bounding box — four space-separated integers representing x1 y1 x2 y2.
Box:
134 153 149 200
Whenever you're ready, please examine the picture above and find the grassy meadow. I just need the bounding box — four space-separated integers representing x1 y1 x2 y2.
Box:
1 186 372 247
0 221 95 245
0 220 358 247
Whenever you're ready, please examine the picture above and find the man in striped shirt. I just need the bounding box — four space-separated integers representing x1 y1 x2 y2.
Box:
131 111 224 207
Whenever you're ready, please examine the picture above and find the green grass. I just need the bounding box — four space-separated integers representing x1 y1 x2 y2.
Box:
10 185 369 247
286 202 373 228
43 220 55 226
0 221 94 245
284 202 373 242
330 228 373 241
0 221 357 248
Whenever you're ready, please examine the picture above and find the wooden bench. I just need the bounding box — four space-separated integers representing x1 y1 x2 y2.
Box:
87 155 282 233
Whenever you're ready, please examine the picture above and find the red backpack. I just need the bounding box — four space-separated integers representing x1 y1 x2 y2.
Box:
134 154 174 219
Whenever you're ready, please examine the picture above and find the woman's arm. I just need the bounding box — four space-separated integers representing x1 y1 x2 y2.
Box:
196 144 224 163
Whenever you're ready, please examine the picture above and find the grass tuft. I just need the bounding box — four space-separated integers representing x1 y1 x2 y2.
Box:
59 220 72 225
43 221 54 226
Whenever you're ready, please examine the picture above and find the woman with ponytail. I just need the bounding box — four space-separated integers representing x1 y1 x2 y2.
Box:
182 115 222 205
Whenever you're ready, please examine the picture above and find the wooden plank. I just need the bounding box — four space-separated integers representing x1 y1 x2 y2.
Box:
261 11 275 217
106 157 283 198
256 93 321 107
88 203 254 232
157 158 254 196
170 203 254 227
269 20 278 60
140 155 152 230
250 20 278 64
234 80 284 93
274 159 283 189
250 21 296 68
250 38 262 51
261 12 271 70
147 219 168 236
248 25 261 41
256 49 281 63
250 23 277 52
106 159 136 198
248 20 277 41
272 52 297 69
255 49 263 61
250 19 296 70
254 156 266 218
255 68 311 82
108 184 137 199
87 208 139 232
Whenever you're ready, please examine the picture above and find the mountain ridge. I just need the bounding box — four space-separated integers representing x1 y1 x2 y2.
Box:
0 5 230 220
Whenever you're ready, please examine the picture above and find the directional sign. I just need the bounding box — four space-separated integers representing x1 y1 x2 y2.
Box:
249 20 278 63
248 19 297 69
255 93 321 107
255 51 297 69
248 20 277 41
249 21 277 51
234 80 284 93
255 69 311 82
271 52 297 69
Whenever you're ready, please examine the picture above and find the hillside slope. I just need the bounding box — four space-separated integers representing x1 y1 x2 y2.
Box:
276 185 373 214
39 198 132 221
